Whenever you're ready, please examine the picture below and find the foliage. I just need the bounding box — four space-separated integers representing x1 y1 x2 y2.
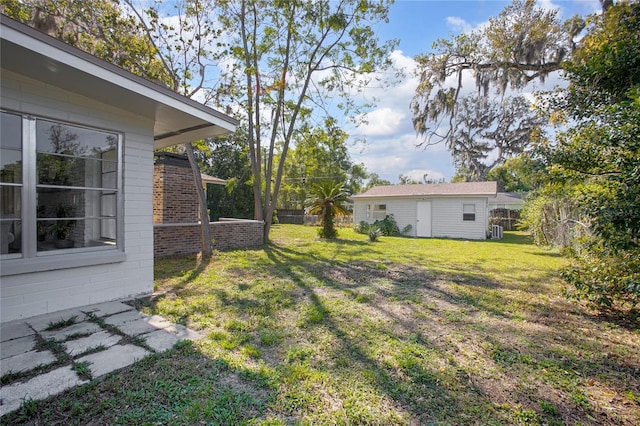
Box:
444 95 546 181
373 214 399 236
542 1 640 311
355 214 411 237
485 155 547 193
354 221 382 242
518 186 584 248
217 0 397 239
364 172 392 190
277 118 367 210
305 181 351 239
1 0 172 86
410 0 582 147
194 130 255 220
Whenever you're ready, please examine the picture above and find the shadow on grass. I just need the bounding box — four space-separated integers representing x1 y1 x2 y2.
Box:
98 236 640 424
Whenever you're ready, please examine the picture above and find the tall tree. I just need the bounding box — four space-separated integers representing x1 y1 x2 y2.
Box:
446 95 545 181
543 1 640 311
217 0 396 239
126 0 227 258
410 0 583 153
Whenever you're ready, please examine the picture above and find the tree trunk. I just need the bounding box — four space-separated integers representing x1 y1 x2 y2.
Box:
185 142 212 258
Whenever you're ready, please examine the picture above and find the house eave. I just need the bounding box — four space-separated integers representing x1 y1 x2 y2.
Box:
0 15 239 147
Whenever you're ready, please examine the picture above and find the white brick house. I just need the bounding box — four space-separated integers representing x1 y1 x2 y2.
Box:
352 182 498 240
0 16 238 322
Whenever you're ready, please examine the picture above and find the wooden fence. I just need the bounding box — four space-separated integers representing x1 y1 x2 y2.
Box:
489 208 521 231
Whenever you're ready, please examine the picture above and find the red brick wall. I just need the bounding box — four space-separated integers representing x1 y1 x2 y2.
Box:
154 221 264 258
153 153 199 224
153 153 264 258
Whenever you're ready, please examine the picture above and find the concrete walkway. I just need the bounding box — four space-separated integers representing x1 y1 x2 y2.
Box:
0 301 201 417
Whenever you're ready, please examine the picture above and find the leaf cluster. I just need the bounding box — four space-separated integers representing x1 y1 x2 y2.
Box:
542 1 640 311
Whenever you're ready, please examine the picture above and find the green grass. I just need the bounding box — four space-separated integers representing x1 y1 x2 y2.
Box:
5 225 639 425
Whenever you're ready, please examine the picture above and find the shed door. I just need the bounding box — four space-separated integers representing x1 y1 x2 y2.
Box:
416 201 432 237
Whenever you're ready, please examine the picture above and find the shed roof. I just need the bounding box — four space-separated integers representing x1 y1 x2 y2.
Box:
0 15 238 148
490 192 525 205
352 181 498 199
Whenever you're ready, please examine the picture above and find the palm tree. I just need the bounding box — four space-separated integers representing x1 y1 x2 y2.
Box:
305 181 351 239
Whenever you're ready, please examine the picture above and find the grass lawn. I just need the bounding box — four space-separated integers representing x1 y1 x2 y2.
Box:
6 225 639 425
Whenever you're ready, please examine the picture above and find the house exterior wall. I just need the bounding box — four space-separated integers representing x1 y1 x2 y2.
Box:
353 196 488 240
354 199 417 236
1 70 155 322
431 197 487 240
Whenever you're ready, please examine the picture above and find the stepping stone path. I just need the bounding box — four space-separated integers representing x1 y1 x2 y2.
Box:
0 301 201 417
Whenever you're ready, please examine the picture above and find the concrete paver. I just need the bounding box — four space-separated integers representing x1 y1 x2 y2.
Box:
163 323 202 341
1 335 36 359
76 344 150 378
82 301 135 318
103 310 147 326
145 314 174 330
0 299 201 417
26 309 87 332
64 331 122 357
1 320 34 342
117 319 160 337
40 321 102 342
0 366 87 417
143 329 181 352
1 350 57 376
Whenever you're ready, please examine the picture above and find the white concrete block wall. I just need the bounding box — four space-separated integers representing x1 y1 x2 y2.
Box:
1 70 155 322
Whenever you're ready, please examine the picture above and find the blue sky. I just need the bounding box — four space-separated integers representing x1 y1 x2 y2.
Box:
349 0 602 183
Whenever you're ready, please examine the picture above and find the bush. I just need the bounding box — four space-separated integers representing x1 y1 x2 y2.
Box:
354 215 412 238
563 241 640 311
374 214 399 236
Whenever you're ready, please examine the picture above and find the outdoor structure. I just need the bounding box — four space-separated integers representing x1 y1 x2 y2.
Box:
488 192 525 211
489 192 525 231
352 181 498 240
153 152 264 258
0 16 238 323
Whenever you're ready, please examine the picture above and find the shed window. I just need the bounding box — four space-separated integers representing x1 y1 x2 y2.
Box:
372 204 386 220
1 111 122 262
463 204 476 221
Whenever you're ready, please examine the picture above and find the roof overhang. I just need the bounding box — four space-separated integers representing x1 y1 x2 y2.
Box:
0 16 239 148
201 173 227 186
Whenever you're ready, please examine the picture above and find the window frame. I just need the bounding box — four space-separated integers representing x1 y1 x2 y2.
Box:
462 203 476 222
372 204 387 220
1 110 125 275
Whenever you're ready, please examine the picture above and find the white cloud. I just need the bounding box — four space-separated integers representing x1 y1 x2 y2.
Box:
358 107 406 137
404 169 445 182
446 16 473 33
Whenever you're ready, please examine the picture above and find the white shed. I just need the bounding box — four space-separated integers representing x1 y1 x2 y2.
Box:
352 182 498 240
0 16 238 322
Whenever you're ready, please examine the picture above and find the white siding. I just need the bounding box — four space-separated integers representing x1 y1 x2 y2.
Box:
431 197 487 240
1 70 155 322
352 199 417 237
354 196 489 240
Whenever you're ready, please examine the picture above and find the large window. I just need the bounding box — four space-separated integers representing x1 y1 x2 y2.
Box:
0 111 121 261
